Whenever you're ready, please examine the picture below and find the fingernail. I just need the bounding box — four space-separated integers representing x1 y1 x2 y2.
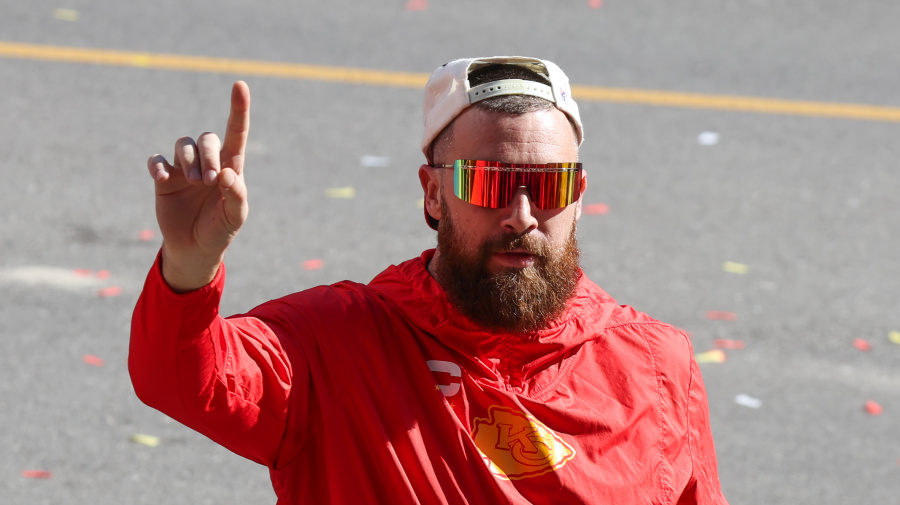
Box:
203 170 217 184
189 167 201 181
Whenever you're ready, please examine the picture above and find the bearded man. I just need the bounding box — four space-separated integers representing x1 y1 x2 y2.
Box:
130 56 729 505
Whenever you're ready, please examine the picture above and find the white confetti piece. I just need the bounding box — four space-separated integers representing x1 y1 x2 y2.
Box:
734 394 762 409
697 131 720 146
360 155 390 167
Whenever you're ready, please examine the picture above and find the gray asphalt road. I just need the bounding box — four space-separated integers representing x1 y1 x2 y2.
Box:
1 1 898 504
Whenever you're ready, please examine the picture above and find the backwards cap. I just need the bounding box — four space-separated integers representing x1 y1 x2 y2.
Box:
421 56 583 157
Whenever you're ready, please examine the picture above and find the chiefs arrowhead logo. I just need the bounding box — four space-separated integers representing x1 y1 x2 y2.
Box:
471 405 576 480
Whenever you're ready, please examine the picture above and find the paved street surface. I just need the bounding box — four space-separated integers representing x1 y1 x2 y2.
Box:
1 1 898 503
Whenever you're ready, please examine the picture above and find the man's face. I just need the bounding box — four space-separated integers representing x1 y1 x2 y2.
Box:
419 107 586 333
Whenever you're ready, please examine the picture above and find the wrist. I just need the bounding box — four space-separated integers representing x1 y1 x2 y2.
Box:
160 245 223 293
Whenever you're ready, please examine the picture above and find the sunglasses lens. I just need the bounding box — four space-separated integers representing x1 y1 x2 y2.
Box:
453 160 582 209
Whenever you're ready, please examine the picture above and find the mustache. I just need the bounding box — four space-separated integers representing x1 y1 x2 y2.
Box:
485 233 550 257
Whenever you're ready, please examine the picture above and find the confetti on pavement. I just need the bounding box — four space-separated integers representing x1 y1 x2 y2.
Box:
706 311 737 321
713 339 745 350
865 400 883 416
854 338 872 351
131 434 160 447
325 187 356 199
588 0 603 8
695 349 727 363
405 0 428 11
73 269 93 277
735 394 762 409
889 331 900 345
416 198 425 209
22 470 52 479
97 286 122 297
583 203 609 215
302 259 324 271
360 155 390 167
53 8 79 21
95 270 111 279
83 355 104 367
139 229 156 241
697 131 720 146
722 261 749 274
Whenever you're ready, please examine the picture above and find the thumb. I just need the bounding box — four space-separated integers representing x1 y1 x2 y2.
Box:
217 167 249 231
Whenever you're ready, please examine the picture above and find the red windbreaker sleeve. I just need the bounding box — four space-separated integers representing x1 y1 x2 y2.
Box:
677 353 729 505
128 253 294 467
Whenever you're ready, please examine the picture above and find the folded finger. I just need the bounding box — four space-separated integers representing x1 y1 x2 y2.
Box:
147 154 174 182
174 137 201 182
197 132 222 185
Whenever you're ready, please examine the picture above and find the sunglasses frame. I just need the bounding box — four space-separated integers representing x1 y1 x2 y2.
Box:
432 159 584 210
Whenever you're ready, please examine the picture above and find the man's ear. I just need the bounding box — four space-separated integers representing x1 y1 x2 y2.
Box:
419 164 443 222
573 169 588 221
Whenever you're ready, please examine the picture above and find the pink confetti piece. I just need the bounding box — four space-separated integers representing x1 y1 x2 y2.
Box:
97 286 122 297
83 354 104 367
854 338 872 351
865 400 883 416
405 0 428 11
138 229 156 241
73 269 93 277
95 270 111 279
588 0 603 8
714 339 745 350
706 311 736 322
22 470 52 479
583 203 609 215
302 259 324 271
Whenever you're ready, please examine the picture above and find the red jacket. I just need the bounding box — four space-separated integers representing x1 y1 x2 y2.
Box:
130 249 728 504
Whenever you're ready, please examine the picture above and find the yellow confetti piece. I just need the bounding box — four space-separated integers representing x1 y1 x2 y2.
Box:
325 187 355 199
722 261 749 274
889 331 900 345
416 198 425 209
131 434 160 447
53 9 80 21
695 349 727 364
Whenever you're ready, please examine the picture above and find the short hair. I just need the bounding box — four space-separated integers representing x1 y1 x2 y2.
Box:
428 64 575 164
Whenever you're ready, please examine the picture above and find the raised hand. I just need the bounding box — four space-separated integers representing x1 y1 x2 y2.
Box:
147 81 251 292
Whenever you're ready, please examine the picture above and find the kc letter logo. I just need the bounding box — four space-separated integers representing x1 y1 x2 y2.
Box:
471 405 576 480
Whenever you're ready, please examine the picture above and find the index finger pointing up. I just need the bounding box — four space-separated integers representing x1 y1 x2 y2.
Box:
221 80 251 174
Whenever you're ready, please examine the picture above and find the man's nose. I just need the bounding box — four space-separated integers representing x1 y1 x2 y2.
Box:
499 188 538 235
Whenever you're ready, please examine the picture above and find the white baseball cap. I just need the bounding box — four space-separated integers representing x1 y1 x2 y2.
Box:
421 56 584 157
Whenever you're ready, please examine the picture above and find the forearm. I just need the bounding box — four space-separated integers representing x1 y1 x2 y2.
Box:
128 251 291 466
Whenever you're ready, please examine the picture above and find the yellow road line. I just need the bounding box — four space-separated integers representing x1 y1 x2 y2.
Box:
3 41 900 123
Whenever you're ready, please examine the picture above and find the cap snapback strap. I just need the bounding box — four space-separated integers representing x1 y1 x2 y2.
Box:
467 79 555 105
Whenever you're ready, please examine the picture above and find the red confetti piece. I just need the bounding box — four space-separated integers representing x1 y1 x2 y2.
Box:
83 354 104 367
854 338 872 351
405 0 428 11
302 259 324 271
706 311 737 321
588 0 603 7
95 270 111 279
713 339 745 350
97 286 122 297
73 269 93 277
22 470 52 479
138 229 156 241
583 203 609 215
865 400 883 416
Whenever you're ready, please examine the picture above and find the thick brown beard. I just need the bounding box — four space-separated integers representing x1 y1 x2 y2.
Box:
434 200 581 335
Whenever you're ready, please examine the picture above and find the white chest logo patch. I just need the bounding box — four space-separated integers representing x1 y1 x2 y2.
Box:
426 360 461 397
